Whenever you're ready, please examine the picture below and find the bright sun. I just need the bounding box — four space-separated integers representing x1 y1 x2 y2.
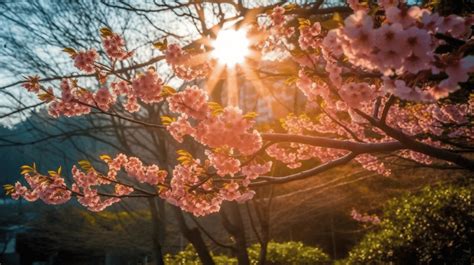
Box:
211 29 250 67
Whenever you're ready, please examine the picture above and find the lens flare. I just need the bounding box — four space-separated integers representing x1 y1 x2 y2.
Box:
211 29 250 67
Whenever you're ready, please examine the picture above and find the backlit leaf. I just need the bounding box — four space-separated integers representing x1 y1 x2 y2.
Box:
321 13 343 30
100 27 113 38
153 38 168 51
243 112 258 120
160 116 176 126
3 184 14 195
78 160 93 172
63 47 77 57
161 85 176 97
208 102 223 116
177 150 194 166
99 154 112 163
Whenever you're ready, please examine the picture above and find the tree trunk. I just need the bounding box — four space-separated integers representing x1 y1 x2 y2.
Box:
258 241 268 265
222 202 250 265
148 198 165 265
173 207 216 265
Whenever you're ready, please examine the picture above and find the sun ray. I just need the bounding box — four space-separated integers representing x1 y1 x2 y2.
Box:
205 62 225 97
226 66 238 106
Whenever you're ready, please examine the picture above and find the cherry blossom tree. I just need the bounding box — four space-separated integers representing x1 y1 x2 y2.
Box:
3 0 474 264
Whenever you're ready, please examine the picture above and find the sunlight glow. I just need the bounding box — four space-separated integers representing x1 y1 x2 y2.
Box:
211 29 250 67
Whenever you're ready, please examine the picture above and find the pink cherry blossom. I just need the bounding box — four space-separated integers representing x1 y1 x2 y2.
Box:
351 208 381 225
270 6 286 27
167 114 196 143
338 82 377 108
73 49 97 73
385 6 421 28
206 150 241 177
165 43 189 65
102 33 131 60
298 22 321 50
132 68 163 104
94 87 115 111
167 85 209 120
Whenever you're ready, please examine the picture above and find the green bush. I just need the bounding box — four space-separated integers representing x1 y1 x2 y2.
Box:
248 241 330 265
344 185 473 265
164 241 328 265
163 244 237 265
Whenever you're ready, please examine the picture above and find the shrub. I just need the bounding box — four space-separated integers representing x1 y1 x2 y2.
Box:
164 241 329 265
248 241 330 265
344 185 473 264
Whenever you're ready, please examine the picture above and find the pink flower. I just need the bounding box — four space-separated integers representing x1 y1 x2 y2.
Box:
382 78 430 102
173 63 211 81
374 23 405 53
167 85 209 120
421 11 442 33
206 150 241 177
132 68 163 103
115 184 133 196
165 44 189 65
444 56 474 84
439 15 472 38
235 190 256 203
270 6 286 27
194 106 262 155
403 52 431 74
351 208 381 225
400 26 431 56
385 6 421 28
11 182 27 200
94 87 114 111
338 82 377 108
102 33 131 60
322 29 343 57
73 49 97 73
298 22 322 50
220 182 241 201
241 161 272 185
167 114 196 143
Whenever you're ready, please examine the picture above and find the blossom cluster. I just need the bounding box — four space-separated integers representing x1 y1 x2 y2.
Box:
48 79 93 117
11 174 71 205
166 86 263 156
10 154 169 212
73 49 98 73
351 208 381 225
321 5 474 101
102 32 132 60
161 157 270 216
165 43 211 81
